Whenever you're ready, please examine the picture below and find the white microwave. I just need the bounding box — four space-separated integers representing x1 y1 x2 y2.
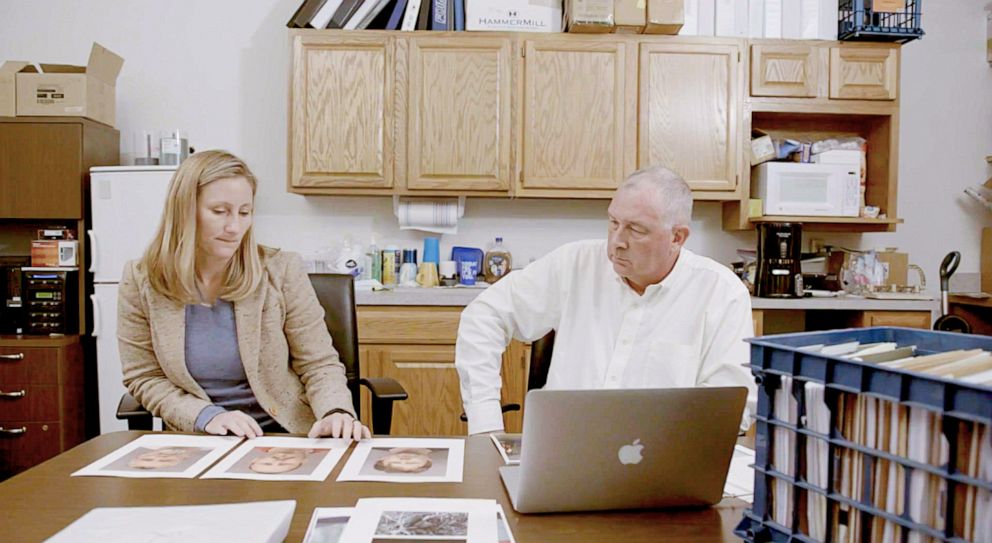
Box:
753 162 860 217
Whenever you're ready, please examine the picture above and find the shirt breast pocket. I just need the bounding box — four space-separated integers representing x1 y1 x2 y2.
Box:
642 340 700 388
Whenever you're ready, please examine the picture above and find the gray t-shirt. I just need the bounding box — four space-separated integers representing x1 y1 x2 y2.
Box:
185 300 275 432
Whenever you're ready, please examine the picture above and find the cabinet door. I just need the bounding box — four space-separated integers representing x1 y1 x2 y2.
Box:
829 45 898 100
862 311 930 329
639 42 742 192
520 39 635 192
0 123 82 218
290 34 394 189
407 37 512 192
369 345 466 436
750 44 818 98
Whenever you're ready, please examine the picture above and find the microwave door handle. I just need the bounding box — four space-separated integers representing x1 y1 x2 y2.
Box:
87 230 98 274
90 294 101 338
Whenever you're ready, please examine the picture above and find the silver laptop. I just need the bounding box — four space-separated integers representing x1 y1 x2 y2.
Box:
498 387 747 513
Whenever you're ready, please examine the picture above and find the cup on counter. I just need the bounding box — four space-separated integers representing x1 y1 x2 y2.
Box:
423 237 440 265
459 261 477 286
439 260 457 279
399 262 418 286
416 262 439 288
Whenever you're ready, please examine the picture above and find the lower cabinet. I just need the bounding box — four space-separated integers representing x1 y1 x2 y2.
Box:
752 309 932 337
0 336 85 479
357 306 526 435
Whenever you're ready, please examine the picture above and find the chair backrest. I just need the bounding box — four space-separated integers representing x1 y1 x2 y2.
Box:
528 330 555 391
308 273 361 417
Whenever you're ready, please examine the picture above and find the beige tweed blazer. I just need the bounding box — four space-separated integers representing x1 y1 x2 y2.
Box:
117 248 356 433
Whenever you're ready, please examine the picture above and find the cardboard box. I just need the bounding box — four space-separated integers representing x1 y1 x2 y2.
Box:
613 0 645 34
466 0 563 33
750 129 775 165
644 0 683 35
565 0 613 33
876 250 908 287
31 240 78 268
0 43 122 126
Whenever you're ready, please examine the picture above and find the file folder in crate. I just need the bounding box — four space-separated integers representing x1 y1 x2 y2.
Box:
735 327 992 542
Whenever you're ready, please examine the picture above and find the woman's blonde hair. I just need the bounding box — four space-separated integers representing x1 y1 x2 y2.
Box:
140 150 263 304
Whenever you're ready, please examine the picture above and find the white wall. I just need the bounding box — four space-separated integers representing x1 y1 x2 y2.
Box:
1 0 989 275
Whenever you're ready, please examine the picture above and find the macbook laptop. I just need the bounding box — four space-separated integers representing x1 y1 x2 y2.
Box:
498 387 747 513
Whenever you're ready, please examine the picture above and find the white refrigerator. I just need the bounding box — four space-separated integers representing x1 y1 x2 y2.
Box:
89 166 175 433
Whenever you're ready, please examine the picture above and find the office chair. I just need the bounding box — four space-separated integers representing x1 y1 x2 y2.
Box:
116 273 408 434
459 330 555 422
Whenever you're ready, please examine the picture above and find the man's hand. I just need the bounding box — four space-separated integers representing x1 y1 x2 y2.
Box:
204 410 263 439
308 412 370 440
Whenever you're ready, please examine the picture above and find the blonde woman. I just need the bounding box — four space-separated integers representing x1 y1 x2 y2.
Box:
118 150 369 440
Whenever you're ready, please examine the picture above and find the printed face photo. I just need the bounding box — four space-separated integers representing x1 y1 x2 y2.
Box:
497 437 521 461
308 516 349 543
359 447 449 477
226 446 332 475
375 511 468 537
103 446 210 472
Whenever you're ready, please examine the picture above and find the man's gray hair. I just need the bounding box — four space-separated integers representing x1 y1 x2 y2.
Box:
617 165 693 229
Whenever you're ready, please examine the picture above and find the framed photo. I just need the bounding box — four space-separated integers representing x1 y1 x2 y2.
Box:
489 433 522 465
200 436 350 481
340 498 498 543
337 438 465 483
71 434 241 479
303 507 353 543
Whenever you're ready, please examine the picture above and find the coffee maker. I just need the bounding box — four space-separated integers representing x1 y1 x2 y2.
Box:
755 222 803 298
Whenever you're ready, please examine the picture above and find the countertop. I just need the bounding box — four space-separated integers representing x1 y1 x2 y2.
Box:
356 286 940 314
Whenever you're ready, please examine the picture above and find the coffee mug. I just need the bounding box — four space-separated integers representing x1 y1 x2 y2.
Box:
416 262 439 287
439 260 457 279
459 261 477 286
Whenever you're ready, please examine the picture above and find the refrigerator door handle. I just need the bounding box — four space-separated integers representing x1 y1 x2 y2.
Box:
87 230 99 273
91 294 101 338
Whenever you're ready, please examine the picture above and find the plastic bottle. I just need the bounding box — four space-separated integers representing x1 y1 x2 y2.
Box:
483 237 512 283
367 235 381 283
382 244 399 287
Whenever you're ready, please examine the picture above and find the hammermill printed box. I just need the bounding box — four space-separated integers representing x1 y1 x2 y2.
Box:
466 0 563 33
0 43 123 126
565 0 614 33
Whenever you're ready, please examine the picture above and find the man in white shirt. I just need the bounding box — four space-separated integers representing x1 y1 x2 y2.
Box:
455 166 756 435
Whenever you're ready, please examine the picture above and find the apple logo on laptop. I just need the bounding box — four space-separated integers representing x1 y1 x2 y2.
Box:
618 439 644 465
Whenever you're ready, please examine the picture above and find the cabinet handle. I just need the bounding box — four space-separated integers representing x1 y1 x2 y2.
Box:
0 353 25 361
0 390 26 398
0 426 26 435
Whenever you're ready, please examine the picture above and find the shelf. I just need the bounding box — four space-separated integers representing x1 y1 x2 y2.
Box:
751 216 902 225
948 294 992 309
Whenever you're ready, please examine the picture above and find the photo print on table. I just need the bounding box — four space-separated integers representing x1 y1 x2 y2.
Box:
341 497 498 543
337 438 465 483
303 507 354 543
489 433 522 465
71 434 242 479
201 436 350 482
376 511 468 537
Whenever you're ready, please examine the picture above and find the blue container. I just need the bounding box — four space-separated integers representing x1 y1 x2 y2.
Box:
736 327 992 543
838 0 924 43
423 237 440 265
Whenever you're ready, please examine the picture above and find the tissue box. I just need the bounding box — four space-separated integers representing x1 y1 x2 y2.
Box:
565 0 613 33
466 0 563 32
644 0 683 34
0 43 123 126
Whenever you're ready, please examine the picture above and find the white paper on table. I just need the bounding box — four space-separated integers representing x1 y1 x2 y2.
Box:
200 436 351 481
341 497 498 543
45 500 296 543
496 503 517 543
336 437 465 483
723 445 755 503
303 507 354 543
71 434 242 479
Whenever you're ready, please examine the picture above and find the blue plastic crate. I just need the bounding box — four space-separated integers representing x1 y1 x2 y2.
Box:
736 327 992 542
839 0 924 43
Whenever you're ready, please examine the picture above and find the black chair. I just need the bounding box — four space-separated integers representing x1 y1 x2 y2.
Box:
460 330 555 422
116 273 408 434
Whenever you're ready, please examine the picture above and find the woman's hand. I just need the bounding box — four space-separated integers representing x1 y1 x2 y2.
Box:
308 412 370 440
204 410 263 439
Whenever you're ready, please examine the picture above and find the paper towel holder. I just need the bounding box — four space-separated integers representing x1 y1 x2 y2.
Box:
392 195 466 220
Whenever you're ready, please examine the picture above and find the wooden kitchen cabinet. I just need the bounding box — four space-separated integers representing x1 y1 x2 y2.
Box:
356 306 526 435
290 33 395 192
404 36 512 193
749 41 897 101
829 44 898 101
516 37 636 197
855 310 930 329
638 40 743 193
0 336 85 479
750 43 819 98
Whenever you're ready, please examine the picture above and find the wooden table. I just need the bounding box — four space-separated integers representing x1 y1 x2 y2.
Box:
0 432 748 542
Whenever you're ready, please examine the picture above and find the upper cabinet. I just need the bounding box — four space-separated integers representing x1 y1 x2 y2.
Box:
517 38 636 196
405 36 512 192
749 41 898 101
638 41 742 193
290 34 395 192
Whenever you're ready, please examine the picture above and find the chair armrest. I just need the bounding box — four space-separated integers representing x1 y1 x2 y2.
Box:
116 392 150 419
359 377 408 401
359 378 408 435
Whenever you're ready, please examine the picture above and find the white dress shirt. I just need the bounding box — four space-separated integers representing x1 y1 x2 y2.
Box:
455 239 757 435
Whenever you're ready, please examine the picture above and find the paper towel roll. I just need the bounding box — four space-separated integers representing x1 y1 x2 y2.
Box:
394 197 464 235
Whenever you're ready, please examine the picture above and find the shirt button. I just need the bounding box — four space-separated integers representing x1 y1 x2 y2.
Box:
608 375 619 383
622 338 630 345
